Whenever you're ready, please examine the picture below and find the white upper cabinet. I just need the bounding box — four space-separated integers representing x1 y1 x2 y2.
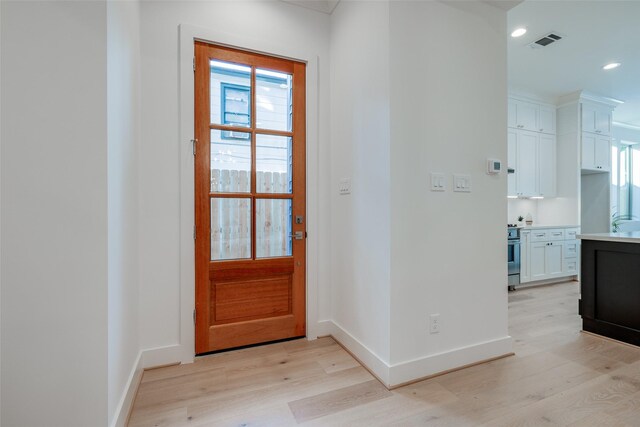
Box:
538 105 556 134
580 100 613 173
516 130 539 197
507 96 557 198
508 97 556 134
594 134 611 172
516 101 538 131
508 129 555 198
508 129 517 196
582 102 612 136
508 99 517 129
538 134 557 197
581 132 610 172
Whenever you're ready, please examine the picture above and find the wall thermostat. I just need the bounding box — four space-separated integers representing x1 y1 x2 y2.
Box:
487 159 501 174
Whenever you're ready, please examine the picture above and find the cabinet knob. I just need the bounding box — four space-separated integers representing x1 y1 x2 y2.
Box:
539 128 544 132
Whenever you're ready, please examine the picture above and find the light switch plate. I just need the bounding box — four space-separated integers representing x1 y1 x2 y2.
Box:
453 174 471 192
339 178 351 195
430 172 446 191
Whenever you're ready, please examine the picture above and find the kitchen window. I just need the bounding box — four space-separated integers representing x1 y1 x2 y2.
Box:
611 140 639 226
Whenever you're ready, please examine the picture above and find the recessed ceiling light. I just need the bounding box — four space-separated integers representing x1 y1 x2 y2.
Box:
511 27 527 38
603 62 621 70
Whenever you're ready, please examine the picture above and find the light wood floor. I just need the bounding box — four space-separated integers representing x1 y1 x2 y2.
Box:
129 281 640 426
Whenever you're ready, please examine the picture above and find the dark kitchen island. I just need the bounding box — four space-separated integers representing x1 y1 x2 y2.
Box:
579 232 640 347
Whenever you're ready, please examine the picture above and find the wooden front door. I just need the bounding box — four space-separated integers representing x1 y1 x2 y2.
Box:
194 42 306 354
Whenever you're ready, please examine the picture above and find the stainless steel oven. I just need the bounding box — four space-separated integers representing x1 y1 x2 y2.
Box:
508 226 520 290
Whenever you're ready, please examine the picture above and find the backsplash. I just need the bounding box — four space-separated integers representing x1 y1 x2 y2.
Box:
508 199 539 225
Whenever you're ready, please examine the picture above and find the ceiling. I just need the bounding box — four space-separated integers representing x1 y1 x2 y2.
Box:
508 0 640 127
281 0 339 14
281 0 522 15
282 1 639 126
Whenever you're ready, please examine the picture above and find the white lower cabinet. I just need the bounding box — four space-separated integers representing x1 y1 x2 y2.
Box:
563 258 578 275
563 237 579 276
520 230 531 283
520 227 579 284
529 241 563 280
530 241 547 281
546 242 564 276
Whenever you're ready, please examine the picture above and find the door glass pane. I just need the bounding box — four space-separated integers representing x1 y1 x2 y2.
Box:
210 60 251 127
256 69 292 132
256 134 292 194
211 129 251 192
211 198 251 260
256 199 292 258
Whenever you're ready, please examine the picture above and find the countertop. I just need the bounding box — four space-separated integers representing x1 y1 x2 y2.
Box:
518 224 580 230
578 232 640 243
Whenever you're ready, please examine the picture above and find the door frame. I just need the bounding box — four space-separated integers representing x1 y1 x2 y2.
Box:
176 24 320 364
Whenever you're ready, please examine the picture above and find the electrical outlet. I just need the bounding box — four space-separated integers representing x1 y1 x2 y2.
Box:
429 314 441 334
339 178 351 195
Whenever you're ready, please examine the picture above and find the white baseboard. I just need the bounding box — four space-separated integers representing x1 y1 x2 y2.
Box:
387 336 513 386
110 351 143 427
317 320 391 385
318 320 512 388
141 344 192 369
110 344 194 426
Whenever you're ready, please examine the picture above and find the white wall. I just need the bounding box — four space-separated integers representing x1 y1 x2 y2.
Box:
613 124 640 144
389 0 511 380
0 1 3 422
107 1 141 425
612 124 640 219
329 0 391 365
138 1 331 355
0 1 3 421
1 2 109 425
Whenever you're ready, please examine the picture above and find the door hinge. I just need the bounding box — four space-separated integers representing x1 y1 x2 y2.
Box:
191 139 197 156
193 225 196 240
193 309 196 324
193 56 196 72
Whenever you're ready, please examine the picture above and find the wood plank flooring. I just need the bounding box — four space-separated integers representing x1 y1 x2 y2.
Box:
128 281 640 426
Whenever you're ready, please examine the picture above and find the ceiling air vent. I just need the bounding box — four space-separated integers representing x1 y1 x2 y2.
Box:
528 32 563 49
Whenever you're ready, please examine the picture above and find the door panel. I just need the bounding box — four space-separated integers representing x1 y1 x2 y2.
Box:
538 134 556 197
516 131 538 196
195 42 306 354
546 243 563 276
582 133 596 170
595 135 611 171
531 242 547 280
516 100 538 131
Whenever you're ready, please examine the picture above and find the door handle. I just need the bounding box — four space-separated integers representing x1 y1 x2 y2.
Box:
289 231 305 240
